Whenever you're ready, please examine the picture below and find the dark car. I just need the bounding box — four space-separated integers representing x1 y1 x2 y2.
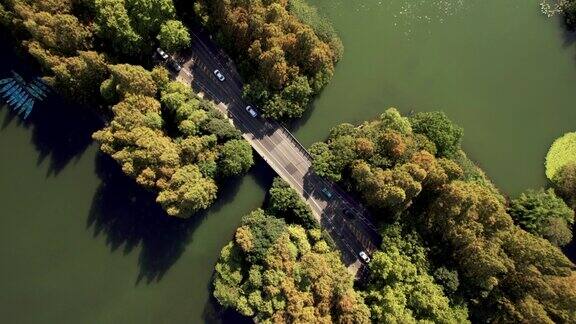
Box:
343 208 355 219
167 58 182 72
321 187 333 199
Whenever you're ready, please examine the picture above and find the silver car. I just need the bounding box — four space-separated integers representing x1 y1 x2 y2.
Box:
213 69 225 82
246 105 258 118
359 251 371 263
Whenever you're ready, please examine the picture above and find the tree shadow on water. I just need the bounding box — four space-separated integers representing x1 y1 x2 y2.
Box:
88 153 201 284
1 93 103 177
202 292 251 324
87 152 250 285
32 97 103 176
0 26 103 177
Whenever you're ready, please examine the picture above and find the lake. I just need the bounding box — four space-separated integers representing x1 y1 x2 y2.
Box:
298 0 576 196
1 0 575 322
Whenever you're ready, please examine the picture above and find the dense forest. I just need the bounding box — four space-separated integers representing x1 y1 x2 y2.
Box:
213 178 371 323
0 0 253 218
2 1 576 323
310 108 576 323
192 0 342 120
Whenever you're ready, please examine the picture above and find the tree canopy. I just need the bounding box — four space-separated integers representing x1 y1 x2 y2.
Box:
267 177 318 229
509 188 574 247
213 210 370 323
193 0 341 120
553 161 576 210
546 132 576 180
363 225 469 323
157 19 191 52
409 111 464 157
93 0 181 55
311 108 576 323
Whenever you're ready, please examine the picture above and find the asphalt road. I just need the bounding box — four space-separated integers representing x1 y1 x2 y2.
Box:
173 28 382 276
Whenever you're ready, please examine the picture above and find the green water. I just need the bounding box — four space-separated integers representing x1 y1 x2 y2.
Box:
0 105 265 322
298 0 576 195
2 0 576 323
0 105 266 322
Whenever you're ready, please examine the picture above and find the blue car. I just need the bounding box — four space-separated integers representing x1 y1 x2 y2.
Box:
321 187 333 199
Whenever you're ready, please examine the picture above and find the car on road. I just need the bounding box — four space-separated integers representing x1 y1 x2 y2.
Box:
359 251 371 263
156 47 169 60
321 187 333 199
213 69 225 82
245 105 258 118
343 208 355 219
167 58 182 72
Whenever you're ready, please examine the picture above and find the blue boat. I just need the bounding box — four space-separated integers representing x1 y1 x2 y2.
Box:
23 101 34 118
7 89 25 105
3 84 20 98
27 83 47 99
0 80 15 92
0 72 50 119
13 94 30 112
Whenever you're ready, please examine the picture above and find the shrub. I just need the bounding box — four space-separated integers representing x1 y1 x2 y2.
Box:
545 132 576 180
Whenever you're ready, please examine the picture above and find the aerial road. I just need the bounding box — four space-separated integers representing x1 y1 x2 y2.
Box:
172 28 382 276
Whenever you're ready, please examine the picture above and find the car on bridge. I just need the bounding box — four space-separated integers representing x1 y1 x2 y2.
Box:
343 208 355 219
213 69 225 82
321 187 333 199
167 58 182 72
245 105 258 118
359 251 371 263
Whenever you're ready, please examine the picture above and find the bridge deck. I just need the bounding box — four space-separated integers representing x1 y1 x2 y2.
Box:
174 27 382 277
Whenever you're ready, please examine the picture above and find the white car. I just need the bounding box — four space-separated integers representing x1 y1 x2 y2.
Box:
246 105 258 118
359 251 371 263
213 69 225 82
156 48 169 60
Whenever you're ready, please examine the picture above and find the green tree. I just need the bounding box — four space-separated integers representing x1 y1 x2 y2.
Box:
93 0 143 55
108 64 157 97
409 111 463 157
157 20 191 52
125 0 175 36
380 107 412 135
509 188 574 246
202 118 241 141
553 162 576 210
23 12 92 55
546 132 576 180
363 224 469 323
218 140 254 177
213 210 370 322
310 142 341 182
50 51 110 105
267 178 318 229
156 164 217 217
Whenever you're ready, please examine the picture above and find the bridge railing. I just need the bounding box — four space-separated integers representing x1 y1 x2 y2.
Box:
275 122 314 161
275 122 380 235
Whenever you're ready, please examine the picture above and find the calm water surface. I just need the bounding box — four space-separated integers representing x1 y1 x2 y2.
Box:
299 0 576 195
2 0 576 322
0 38 261 323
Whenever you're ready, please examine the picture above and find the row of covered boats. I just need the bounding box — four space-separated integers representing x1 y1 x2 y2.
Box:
0 71 49 119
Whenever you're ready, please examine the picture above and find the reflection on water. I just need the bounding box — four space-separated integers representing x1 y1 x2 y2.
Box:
88 152 198 284
0 28 269 322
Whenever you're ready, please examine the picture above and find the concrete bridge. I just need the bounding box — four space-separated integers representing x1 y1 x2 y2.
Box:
175 28 381 276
